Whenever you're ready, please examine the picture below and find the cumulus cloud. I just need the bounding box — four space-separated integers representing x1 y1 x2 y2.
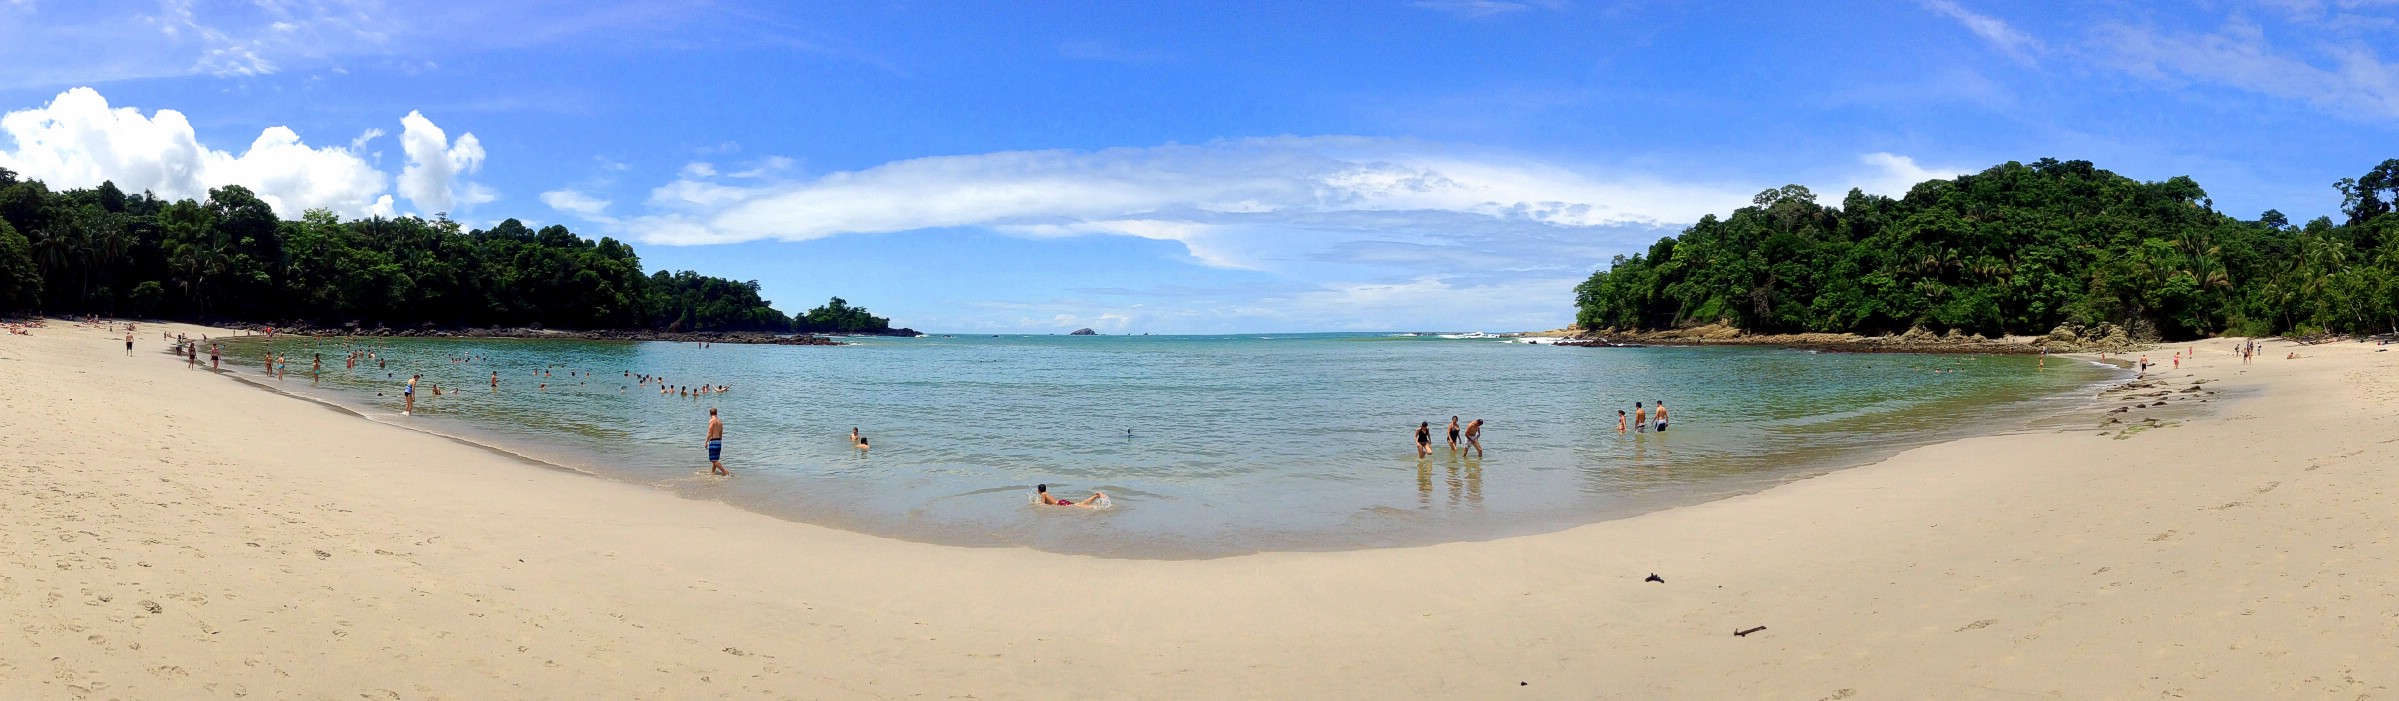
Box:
0 86 394 217
1918 0 2043 64
0 87 495 219
397 110 490 215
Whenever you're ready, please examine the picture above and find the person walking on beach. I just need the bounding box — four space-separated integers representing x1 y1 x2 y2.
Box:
706 408 728 476
1655 400 1670 432
1447 416 1462 453
404 374 419 415
124 331 134 356
1463 418 1484 457
209 343 219 369
1414 421 1434 458
1633 402 1649 433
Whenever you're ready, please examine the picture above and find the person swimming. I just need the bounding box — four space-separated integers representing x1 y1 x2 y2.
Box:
1035 483 1106 507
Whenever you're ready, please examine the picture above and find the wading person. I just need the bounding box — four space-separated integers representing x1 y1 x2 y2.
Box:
1414 421 1433 458
706 408 728 476
1447 416 1462 453
1463 418 1484 457
1633 402 1649 433
1654 400 1670 433
403 374 418 415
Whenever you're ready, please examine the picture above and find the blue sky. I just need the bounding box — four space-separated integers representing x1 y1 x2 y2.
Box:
2 1 2395 333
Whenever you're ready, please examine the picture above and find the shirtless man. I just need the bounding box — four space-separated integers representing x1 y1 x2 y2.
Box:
1446 416 1462 452
1414 421 1434 458
1462 418 1484 457
1633 402 1649 433
706 408 728 475
1035 483 1106 507
124 331 134 356
1654 400 1670 432
210 343 219 369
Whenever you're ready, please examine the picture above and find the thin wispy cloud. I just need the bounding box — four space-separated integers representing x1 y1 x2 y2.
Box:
2095 17 2399 119
1918 0 2043 64
1412 0 1566 19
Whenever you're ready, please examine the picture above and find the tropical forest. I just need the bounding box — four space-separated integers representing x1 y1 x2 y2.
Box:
1574 158 2399 340
0 168 892 335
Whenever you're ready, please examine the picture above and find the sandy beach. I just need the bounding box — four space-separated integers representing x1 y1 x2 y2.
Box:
4 321 2395 699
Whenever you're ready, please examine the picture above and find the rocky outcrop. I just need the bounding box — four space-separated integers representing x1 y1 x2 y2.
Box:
2030 322 2139 353
1069 328 1097 336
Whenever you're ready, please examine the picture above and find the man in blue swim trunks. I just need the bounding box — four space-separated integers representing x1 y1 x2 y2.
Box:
705 408 728 475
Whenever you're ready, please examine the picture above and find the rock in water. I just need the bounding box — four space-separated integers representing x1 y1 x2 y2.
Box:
1070 328 1097 336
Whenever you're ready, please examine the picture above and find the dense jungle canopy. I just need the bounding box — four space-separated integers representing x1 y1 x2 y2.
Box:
1574 158 2399 340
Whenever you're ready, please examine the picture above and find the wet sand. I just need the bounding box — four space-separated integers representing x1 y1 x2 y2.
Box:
3 321 2394 698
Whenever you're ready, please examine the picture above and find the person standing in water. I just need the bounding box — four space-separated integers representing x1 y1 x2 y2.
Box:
1617 410 1628 433
403 374 418 415
1633 402 1649 433
1446 416 1462 453
706 408 728 476
1654 400 1670 432
1462 418 1484 457
1414 421 1434 458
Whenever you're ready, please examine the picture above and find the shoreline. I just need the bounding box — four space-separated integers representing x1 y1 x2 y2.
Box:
192 330 2128 560
6 319 2394 697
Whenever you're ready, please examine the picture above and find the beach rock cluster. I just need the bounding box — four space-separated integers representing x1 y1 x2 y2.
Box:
2032 322 2139 353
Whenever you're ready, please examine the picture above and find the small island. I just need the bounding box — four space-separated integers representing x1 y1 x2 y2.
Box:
1069 327 1097 335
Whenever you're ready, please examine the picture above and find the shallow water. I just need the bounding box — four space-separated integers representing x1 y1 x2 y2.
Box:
210 333 2115 557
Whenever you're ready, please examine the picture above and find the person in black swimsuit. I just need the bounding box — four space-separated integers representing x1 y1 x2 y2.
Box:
1446 416 1462 453
1415 421 1433 458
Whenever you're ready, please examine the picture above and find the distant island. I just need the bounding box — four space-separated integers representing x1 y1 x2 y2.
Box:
1070 328 1097 335
1575 158 2399 341
0 169 910 338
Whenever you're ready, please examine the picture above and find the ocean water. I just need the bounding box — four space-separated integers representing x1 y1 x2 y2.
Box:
208 333 2115 557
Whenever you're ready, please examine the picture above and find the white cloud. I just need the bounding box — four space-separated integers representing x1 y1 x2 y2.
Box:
2096 18 2399 119
397 110 488 215
1847 152 1970 199
1919 0 2043 64
621 137 1754 254
0 86 391 217
538 189 612 218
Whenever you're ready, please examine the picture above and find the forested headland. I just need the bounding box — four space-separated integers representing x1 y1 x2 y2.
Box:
1574 158 2399 341
0 169 898 335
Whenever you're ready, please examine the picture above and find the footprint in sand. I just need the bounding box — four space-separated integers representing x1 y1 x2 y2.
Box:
2149 530 2178 542
138 600 160 614
1956 619 1997 632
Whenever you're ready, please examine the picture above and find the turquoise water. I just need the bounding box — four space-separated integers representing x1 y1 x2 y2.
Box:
209 333 2115 557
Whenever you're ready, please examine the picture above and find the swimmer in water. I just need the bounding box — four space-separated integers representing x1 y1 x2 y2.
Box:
1035 483 1106 507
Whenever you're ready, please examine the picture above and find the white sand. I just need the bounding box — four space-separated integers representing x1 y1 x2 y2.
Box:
3 321 2394 699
